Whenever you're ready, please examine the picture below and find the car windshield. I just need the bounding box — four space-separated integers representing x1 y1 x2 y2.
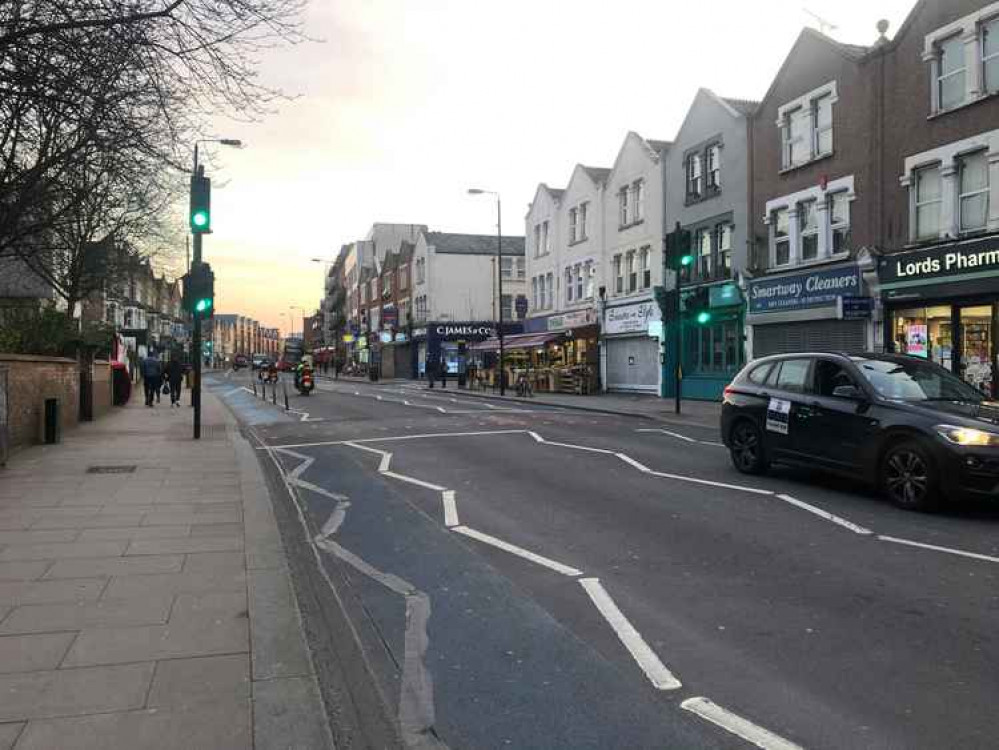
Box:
853 357 984 402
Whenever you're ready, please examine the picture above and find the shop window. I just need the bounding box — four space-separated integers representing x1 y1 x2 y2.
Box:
639 248 651 289
829 193 850 253
799 199 819 261
958 150 989 232
891 306 953 369
717 224 732 278
915 165 942 240
772 208 790 266
613 255 623 294
683 318 744 375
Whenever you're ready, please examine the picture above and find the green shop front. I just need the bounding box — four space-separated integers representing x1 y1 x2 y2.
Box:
878 238 999 398
662 280 745 401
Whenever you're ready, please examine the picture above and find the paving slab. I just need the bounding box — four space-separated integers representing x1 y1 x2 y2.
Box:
0 662 153 721
0 562 51 581
0 579 107 605
12 704 251 750
0 531 79 545
141 511 241 526
182 551 246 572
253 676 333 750
0 633 76 673
101 569 245 599
0 722 23 749
190 522 243 537
0 595 174 634
248 568 311 681
125 536 243 556
147 654 251 709
44 555 183 579
76 526 190 542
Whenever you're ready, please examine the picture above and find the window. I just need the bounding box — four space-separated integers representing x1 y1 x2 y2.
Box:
717 224 732 277
747 362 773 385
613 254 623 294
400 269 409 290
706 146 721 189
626 251 637 292
633 180 644 222
799 199 819 261
579 202 588 239
416 258 426 283
516 258 526 278
782 107 809 168
958 150 989 232
546 272 553 308
639 247 651 288
619 188 629 226
937 35 966 111
534 225 541 258
538 275 546 309
501 295 512 321
584 261 595 299
696 228 712 279
543 221 551 254
774 359 812 394
501 257 513 279
683 319 744 374
686 153 703 198
532 277 538 310
773 208 790 266
985 17 999 93
812 95 833 157
915 165 942 239
569 208 578 243
815 360 858 397
565 268 574 302
829 193 851 253
575 264 584 300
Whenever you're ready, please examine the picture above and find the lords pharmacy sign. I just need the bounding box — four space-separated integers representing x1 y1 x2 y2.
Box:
879 243 999 285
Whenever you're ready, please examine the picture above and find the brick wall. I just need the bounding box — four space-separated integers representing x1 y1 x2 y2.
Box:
92 361 113 420
0 355 80 454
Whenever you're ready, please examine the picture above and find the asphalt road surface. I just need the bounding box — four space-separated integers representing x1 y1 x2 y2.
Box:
213 370 999 750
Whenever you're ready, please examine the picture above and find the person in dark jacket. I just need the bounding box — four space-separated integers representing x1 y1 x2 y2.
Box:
140 352 162 407
165 357 184 407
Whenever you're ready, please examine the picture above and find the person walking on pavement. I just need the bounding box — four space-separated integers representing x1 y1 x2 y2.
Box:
427 357 436 389
140 351 162 407
439 354 448 389
165 356 184 407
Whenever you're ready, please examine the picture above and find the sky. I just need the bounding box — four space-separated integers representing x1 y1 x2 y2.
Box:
202 0 917 336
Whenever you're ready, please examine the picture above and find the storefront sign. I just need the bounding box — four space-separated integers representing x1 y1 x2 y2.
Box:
394 332 408 343
379 331 393 344
412 327 427 340
838 296 873 319
604 301 661 335
382 308 398 327
709 283 741 308
879 241 999 285
748 265 860 313
546 309 597 332
434 324 494 339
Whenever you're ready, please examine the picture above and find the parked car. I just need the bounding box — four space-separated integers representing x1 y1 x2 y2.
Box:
251 355 269 370
721 352 999 510
233 355 249 370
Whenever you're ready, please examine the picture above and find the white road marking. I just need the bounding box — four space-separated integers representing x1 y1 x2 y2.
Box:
265 429 528 450
646 469 773 495
452 525 583 577
382 470 447 492
225 387 245 397
441 490 459 527
877 535 999 564
320 503 351 537
776 494 872 535
637 428 725 447
578 577 681 691
616 453 652 472
541 439 615 455
681 697 803 750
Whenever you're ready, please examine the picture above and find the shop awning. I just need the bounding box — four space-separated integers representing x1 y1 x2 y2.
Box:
469 332 559 352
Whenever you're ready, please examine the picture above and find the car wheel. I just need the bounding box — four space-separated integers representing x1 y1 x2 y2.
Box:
729 419 769 475
881 440 938 511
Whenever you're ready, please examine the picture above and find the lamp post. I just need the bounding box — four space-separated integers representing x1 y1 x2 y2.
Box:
468 188 505 395
190 137 241 440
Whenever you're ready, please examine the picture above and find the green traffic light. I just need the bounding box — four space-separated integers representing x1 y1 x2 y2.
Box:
195 298 212 313
192 210 209 228
680 255 694 266
696 311 711 324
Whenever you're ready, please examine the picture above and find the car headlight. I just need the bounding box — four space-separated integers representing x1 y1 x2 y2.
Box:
935 424 999 447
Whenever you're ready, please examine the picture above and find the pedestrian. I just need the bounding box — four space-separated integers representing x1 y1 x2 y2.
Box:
334 357 342 380
165 355 184 407
439 355 447 389
140 351 162 407
427 358 435 389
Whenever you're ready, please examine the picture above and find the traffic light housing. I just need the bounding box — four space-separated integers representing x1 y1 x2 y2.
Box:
684 286 712 325
189 173 211 233
183 261 215 317
668 226 693 270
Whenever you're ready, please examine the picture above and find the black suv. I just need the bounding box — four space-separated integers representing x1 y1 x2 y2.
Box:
721 352 999 510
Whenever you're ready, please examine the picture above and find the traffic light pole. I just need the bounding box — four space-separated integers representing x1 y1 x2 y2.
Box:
192 230 203 440
674 264 682 416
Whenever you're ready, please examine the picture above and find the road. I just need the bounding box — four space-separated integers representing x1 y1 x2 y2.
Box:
213 370 999 750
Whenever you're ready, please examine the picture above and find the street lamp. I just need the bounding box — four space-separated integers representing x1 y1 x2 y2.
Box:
468 188 506 395
189 136 241 441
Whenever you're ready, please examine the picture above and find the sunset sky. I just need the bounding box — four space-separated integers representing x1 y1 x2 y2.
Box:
202 0 916 336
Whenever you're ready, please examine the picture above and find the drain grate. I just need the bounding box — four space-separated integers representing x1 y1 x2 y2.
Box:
86 465 137 474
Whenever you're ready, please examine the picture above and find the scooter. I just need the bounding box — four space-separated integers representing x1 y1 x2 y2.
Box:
295 366 315 396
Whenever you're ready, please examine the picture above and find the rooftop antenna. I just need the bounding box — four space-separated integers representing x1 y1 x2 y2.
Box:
803 7 838 36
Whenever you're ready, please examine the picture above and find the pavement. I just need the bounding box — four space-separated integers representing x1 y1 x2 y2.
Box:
0 388 333 750
221 371 999 750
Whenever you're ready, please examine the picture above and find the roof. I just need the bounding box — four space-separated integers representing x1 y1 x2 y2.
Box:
580 166 611 185
425 231 525 256
720 97 759 116
645 139 672 152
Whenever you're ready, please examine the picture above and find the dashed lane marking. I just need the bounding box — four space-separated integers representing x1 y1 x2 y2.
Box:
681 697 804 750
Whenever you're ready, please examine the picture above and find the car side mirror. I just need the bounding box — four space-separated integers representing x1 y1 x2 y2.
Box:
832 384 863 400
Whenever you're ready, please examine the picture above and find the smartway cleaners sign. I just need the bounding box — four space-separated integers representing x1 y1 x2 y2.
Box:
748 265 860 313
878 241 999 286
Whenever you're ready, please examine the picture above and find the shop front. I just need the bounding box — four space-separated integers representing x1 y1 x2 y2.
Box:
662 281 746 401
746 262 871 358
414 322 521 383
878 239 999 398
603 300 661 394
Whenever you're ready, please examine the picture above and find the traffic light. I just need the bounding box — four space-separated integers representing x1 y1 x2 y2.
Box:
189 173 211 233
684 286 712 325
182 262 215 317
669 226 693 270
